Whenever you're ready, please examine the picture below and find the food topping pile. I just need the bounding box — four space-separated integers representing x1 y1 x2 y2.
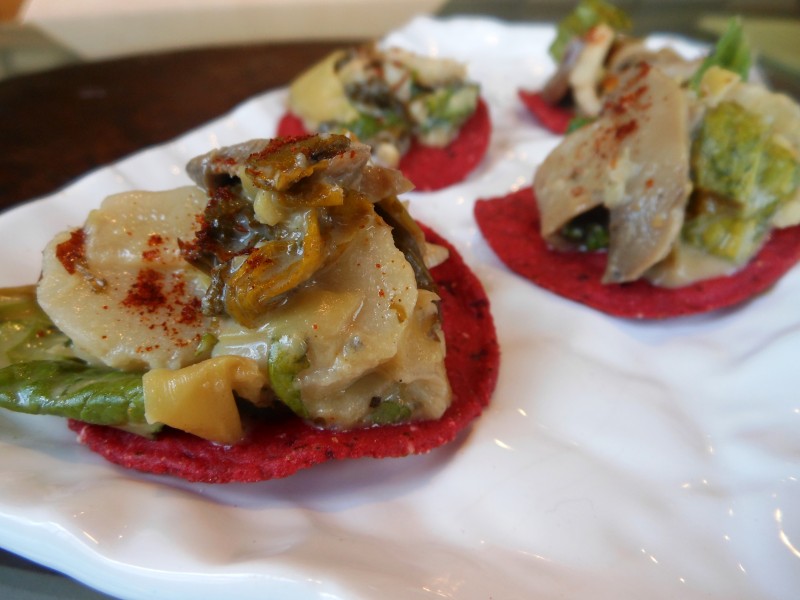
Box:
286 45 481 167
533 11 800 287
2 134 454 446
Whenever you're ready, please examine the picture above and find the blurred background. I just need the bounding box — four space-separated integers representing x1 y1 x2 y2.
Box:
1 0 798 82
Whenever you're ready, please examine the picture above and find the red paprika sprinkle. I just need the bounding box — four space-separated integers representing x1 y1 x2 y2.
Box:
122 269 166 312
55 229 87 275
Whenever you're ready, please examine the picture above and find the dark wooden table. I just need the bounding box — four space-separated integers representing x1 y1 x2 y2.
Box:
0 40 361 212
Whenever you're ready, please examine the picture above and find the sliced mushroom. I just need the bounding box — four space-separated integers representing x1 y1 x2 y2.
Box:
540 23 615 114
186 138 271 192
608 41 701 85
534 63 693 283
540 38 584 106
604 65 692 282
534 118 611 239
568 23 616 116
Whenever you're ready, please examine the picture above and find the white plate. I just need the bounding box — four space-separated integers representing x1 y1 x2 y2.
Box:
1 15 799 600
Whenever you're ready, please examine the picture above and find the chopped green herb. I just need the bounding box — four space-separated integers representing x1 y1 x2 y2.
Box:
690 18 751 90
414 84 479 137
566 115 596 133
560 207 610 251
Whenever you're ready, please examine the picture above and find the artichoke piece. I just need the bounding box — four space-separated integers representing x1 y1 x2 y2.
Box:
225 208 324 327
181 187 273 273
287 50 360 128
244 135 371 225
143 355 266 444
534 64 692 283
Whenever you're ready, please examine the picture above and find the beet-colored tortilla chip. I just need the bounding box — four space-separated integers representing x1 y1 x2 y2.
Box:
397 99 491 191
275 112 306 137
474 186 800 319
69 226 499 483
276 99 491 191
518 90 573 135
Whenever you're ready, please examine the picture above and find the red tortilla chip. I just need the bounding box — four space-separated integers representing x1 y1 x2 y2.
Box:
275 98 491 191
275 112 306 137
518 90 573 135
68 226 499 483
474 186 800 319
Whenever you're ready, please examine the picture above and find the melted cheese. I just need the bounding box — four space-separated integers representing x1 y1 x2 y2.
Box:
211 209 447 429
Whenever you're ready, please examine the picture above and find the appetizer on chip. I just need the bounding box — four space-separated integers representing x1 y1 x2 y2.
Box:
519 0 702 134
478 23 800 318
0 134 499 482
277 44 491 191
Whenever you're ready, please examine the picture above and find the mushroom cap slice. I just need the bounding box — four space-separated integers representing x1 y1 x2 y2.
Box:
534 63 692 283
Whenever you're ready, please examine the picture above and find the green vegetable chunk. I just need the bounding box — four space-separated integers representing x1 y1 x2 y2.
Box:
0 286 159 436
560 206 610 252
693 102 775 215
685 101 800 263
682 195 771 265
690 18 751 90
0 360 147 426
0 286 75 369
566 115 596 134
368 400 413 426
268 335 310 419
549 0 632 62
336 111 406 144
412 83 480 143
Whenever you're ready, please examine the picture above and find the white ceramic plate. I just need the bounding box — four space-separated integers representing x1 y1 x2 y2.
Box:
1 16 799 600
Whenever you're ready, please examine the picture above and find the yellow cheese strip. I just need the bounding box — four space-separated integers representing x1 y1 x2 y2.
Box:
143 355 267 445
